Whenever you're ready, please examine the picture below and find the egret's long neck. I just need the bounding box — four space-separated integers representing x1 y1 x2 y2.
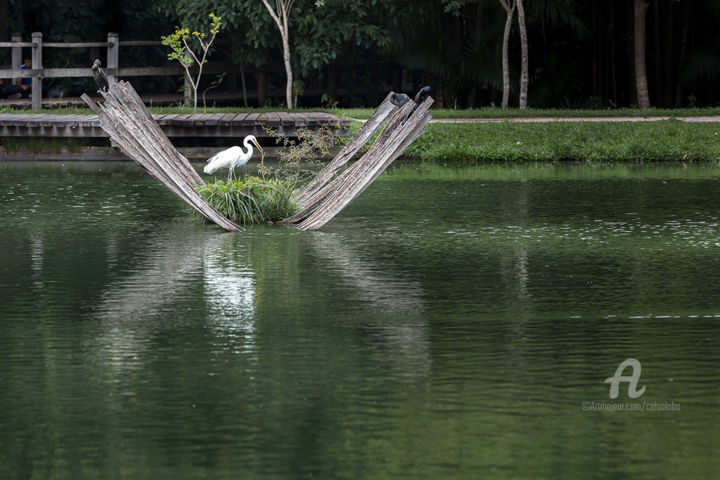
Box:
243 137 254 156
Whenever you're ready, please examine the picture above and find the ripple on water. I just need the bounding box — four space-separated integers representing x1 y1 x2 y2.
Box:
1 164 720 478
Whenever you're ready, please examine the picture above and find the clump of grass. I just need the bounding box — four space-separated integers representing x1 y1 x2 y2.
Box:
196 175 299 225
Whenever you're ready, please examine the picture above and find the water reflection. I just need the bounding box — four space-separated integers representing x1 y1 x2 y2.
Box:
2 163 720 479
308 231 425 312
202 233 256 356
29 233 44 290
308 230 430 378
93 226 258 368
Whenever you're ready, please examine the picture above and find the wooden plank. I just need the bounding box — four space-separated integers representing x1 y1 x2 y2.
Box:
168 114 193 126
81 82 242 232
155 114 176 125
266 112 281 128
77 115 98 127
289 113 307 127
192 114 216 126
118 40 164 46
302 113 322 127
277 112 295 127
292 92 397 211
219 113 239 126
44 42 112 48
39 115 56 127
240 114 257 126
295 97 432 230
253 113 267 126
62 115 81 127
0 110 348 139
205 114 221 126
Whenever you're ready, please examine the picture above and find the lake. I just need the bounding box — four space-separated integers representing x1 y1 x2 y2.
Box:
1 161 719 479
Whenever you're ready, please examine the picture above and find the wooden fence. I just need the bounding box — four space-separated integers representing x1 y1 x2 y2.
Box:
0 32 231 110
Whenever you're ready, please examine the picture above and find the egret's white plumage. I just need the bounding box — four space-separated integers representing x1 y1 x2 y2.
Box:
204 135 263 180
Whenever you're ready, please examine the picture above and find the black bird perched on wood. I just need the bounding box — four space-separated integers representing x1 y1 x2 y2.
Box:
391 93 410 107
414 86 432 104
403 85 432 124
91 59 109 93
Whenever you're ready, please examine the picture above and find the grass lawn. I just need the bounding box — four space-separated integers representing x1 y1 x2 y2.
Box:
403 120 720 163
2 104 719 163
3 105 720 120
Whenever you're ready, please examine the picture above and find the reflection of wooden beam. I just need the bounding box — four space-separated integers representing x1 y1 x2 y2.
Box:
82 81 242 232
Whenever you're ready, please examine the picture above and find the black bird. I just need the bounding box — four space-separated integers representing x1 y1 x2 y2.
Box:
390 93 410 107
403 85 432 124
92 59 109 93
414 86 432 104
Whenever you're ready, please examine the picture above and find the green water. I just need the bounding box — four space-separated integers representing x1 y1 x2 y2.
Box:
1 162 719 479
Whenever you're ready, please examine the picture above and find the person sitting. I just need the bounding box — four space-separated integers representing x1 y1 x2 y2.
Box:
0 79 23 99
16 58 33 98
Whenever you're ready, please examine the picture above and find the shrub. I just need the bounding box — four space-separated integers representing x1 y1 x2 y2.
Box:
196 176 299 225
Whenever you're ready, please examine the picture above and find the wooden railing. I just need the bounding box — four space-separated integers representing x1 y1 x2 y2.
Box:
0 32 232 109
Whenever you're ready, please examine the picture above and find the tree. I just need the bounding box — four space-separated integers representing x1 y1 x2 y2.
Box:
260 0 296 109
633 0 651 108
161 13 223 111
516 0 528 109
498 0 516 109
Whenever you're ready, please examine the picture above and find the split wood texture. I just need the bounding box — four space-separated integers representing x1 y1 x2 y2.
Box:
287 92 433 230
81 81 242 231
82 81 432 232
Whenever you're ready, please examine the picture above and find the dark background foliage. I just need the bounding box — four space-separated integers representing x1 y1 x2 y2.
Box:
2 0 719 108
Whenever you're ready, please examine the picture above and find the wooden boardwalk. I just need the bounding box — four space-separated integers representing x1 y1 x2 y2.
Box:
0 112 349 138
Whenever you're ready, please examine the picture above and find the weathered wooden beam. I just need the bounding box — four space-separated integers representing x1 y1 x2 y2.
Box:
106 33 119 85
31 32 42 110
294 91 397 206
290 95 433 231
10 34 22 68
43 42 112 48
81 81 242 232
76 80 424 232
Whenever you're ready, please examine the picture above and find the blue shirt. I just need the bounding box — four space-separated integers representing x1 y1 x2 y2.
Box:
19 65 31 85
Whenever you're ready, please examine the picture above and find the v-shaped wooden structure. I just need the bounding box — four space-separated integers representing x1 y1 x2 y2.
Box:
82 81 432 231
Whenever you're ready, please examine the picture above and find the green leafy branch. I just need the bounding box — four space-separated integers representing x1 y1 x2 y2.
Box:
161 13 222 111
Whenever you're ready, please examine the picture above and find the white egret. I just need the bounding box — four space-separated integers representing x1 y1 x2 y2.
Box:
204 135 264 180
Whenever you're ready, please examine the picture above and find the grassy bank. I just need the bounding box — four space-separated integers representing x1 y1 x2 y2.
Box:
2 107 719 163
401 120 720 163
335 106 720 120
3 105 720 119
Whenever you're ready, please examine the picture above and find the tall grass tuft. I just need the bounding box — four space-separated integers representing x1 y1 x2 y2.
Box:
196 176 299 225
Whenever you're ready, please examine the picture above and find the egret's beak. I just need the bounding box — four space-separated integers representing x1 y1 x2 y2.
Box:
252 138 263 153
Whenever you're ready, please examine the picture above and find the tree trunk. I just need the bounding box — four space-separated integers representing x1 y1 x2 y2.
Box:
516 0 529 109
261 0 295 109
634 0 651 108
499 0 516 109
281 19 293 109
